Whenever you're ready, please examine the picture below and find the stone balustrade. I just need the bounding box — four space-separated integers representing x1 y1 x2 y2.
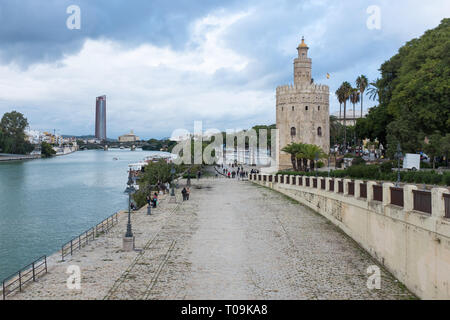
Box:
250 173 450 299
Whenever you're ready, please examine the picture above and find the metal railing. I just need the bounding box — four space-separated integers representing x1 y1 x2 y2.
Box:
329 179 334 192
305 178 310 187
444 194 450 219
360 183 367 198
313 178 318 188
2 256 47 300
321 179 326 190
413 190 432 215
61 212 119 260
391 187 404 207
348 181 355 196
338 180 344 193
373 185 383 202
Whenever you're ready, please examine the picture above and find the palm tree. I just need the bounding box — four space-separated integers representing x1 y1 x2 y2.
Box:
296 143 308 172
329 115 340 146
301 144 328 171
282 143 298 171
356 75 368 118
350 88 360 148
335 87 345 120
367 80 380 102
339 82 352 151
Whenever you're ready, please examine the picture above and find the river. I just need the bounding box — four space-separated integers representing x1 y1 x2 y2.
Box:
0 149 169 281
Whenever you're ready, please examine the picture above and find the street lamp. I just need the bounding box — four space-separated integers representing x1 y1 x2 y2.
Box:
314 152 319 177
123 174 136 251
395 143 403 187
170 165 176 197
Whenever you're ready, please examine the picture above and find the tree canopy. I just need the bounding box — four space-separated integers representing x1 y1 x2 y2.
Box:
356 18 450 156
0 111 34 154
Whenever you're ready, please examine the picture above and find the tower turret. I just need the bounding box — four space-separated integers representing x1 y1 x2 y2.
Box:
294 37 312 86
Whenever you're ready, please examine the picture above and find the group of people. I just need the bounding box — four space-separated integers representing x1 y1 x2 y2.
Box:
146 193 159 208
219 165 249 180
181 187 191 201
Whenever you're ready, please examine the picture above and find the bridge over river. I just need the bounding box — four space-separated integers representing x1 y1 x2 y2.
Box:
8 177 415 300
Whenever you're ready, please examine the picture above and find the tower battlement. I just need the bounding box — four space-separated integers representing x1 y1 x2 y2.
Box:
276 83 329 95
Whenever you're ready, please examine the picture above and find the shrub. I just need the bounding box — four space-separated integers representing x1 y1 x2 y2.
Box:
352 157 366 166
380 161 395 174
443 173 450 186
316 161 325 169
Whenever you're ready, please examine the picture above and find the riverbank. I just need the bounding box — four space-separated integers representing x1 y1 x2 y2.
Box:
0 149 169 282
4 177 415 300
0 154 40 162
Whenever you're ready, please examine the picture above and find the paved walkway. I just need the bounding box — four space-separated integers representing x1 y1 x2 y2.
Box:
8 178 415 300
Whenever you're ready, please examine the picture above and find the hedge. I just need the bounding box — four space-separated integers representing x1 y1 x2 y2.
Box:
278 165 450 186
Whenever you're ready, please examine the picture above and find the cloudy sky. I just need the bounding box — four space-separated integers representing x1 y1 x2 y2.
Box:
0 0 448 139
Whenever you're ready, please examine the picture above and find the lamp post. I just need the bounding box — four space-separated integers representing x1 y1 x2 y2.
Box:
395 143 403 187
314 152 319 177
123 174 136 251
170 165 176 197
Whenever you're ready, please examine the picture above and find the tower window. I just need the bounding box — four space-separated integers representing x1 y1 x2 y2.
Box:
290 127 296 137
318 127 322 137
292 106 295 111
318 106 321 111
305 106 309 111
282 107 284 111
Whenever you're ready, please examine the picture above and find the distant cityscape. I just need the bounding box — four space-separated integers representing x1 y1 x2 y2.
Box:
24 94 141 147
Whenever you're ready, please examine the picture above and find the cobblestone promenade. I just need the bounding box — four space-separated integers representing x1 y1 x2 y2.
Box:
9 178 415 300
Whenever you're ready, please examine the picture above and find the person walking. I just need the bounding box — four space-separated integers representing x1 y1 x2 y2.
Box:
182 188 187 201
152 193 158 208
186 187 190 201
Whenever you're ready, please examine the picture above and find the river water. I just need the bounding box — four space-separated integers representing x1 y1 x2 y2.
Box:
0 149 169 281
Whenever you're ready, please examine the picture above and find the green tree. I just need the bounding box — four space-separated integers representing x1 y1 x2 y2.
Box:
422 133 443 169
441 134 450 166
368 18 450 156
0 111 34 154
41 142 56 158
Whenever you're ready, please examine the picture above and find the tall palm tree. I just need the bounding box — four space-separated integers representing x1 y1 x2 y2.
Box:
339 82 352 151
350 88 360 148
356 75 368 118
335 87 344 120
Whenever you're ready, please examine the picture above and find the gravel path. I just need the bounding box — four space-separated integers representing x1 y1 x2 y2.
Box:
7 177 415 300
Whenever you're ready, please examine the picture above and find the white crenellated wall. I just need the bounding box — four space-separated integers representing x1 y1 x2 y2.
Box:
250 173 450 300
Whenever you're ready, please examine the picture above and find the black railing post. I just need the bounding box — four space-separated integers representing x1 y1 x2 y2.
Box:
70 240 73 256
32 262 36 281
45 256 47 273
18 271 22 292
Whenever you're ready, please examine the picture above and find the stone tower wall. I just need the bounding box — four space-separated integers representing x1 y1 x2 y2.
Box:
276 40 330 170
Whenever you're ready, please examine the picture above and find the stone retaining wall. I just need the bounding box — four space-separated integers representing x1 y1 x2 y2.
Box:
250 174 450 299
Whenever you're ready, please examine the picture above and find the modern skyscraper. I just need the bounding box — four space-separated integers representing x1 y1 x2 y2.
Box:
95 95 107 141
